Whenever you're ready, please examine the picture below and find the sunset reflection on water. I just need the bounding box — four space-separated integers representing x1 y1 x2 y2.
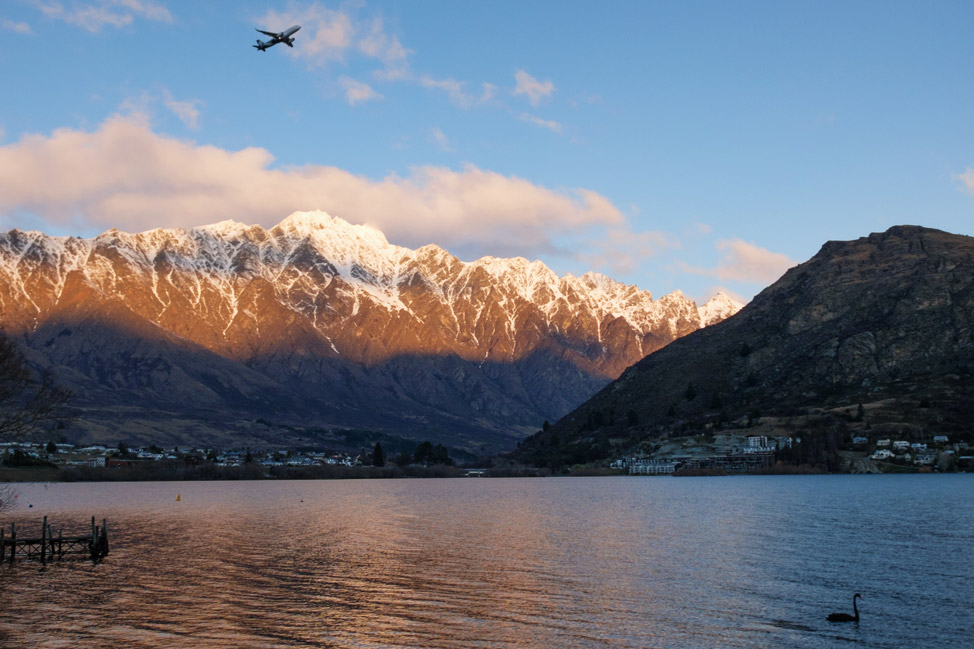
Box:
1 476 971 648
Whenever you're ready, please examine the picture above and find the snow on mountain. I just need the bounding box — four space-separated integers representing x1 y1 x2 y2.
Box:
0 210 736 352
698 292 745 326
0 211 743 449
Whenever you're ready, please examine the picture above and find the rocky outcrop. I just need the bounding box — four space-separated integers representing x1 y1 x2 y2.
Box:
0 211 741 451
524 226 974 465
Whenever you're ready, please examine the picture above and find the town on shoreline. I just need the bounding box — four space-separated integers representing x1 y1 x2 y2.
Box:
2 429 972 483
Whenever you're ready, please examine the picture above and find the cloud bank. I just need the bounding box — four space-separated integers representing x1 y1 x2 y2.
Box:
0 116 630 261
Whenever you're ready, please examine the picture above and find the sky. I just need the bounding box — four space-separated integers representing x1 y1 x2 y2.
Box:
1 1 973 304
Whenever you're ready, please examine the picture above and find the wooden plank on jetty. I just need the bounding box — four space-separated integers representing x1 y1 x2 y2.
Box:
0 516 110 563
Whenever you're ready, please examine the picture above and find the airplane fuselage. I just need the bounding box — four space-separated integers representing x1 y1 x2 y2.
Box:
254 25 301 51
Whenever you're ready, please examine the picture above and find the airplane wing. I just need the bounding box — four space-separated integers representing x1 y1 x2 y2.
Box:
256 29 279 37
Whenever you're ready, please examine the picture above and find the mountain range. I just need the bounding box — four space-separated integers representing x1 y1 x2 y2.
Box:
519 225 974 468
0 211 741 453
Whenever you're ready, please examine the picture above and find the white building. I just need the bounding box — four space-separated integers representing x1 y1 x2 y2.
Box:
629 458 678 475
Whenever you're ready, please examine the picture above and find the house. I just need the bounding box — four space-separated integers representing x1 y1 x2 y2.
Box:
870 450 894 460
911 443 927 451
72 456 106 467
852 436 868 445
876 439 891 447
892 441 910 451
933 435 949 444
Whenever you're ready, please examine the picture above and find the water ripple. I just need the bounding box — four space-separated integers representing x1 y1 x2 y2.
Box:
1 475 971 648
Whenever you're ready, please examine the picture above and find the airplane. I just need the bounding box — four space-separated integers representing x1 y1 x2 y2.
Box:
253 25 301 52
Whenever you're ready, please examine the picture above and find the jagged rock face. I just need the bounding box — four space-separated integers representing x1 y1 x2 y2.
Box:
0 211 741 451
533 226 974 461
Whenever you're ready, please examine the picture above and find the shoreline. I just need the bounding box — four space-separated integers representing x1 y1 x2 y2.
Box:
0 464 962 484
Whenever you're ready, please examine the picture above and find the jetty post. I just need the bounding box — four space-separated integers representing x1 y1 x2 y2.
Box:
8 522 14 564
41 515 48 564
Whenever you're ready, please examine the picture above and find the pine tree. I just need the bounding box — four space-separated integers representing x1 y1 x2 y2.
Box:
373 442 386 467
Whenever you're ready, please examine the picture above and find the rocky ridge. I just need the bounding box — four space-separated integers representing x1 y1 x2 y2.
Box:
0 211 742 451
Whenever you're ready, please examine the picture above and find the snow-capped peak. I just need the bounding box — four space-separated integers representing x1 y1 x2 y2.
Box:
194 220 251 237
276 210 335 232
276 210 390 248
698 291 745 326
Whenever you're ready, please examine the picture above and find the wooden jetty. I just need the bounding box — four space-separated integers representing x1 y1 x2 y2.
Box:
0 516 109 563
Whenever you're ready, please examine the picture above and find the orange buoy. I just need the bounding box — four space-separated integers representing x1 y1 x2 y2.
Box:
176 493 181 501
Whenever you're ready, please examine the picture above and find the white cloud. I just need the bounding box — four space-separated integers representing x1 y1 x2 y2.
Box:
681 239 795 284
513 69 555 107
0 116 625 261
420 76 495 109
358 16 409 71
430 126 452 152
479 83 498 104
117 88 201 129
32 0 171 32
162 90 203 130
517 113 562 133
338 76 382 105
117 90 153 121
2 18 33 33
582 227 676 275
955 168 974 193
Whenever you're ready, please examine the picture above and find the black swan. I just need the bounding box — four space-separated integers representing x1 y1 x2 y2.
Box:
827 593 861 622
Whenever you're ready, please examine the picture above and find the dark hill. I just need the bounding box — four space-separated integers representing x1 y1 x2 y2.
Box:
517 226 974 468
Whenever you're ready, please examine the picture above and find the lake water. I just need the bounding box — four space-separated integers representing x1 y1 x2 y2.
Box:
0 475 971 648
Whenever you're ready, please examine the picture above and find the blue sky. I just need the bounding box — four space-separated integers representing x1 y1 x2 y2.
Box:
1 1 973 303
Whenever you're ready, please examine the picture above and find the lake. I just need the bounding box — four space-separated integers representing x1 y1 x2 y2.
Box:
1 475 971 648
